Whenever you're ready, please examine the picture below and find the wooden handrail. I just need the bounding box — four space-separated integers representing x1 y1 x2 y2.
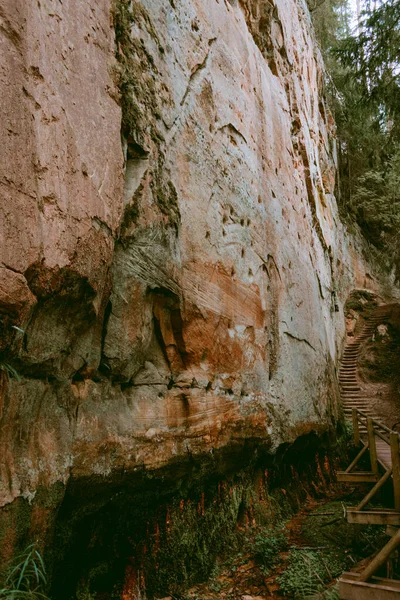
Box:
374 421 394 435
368 417 379 474
374 428 390 444
352 408 400 448
391 432 400 511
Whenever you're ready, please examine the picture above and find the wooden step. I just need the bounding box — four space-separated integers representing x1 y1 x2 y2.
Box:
341 362 358 366
339 380 359 393
339 573 400 599
337 471 381 483
342 398 368 402
343 407 372 411
341 389 362 392
342 398 365 402
340 372 358 376
347 508 400 526
341 388 361 392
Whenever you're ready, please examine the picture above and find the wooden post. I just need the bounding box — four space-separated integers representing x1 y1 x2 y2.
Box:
345 444 368 473
368 418 378 475
353 408 360 446
359 528 400 582
390 432 400 511
356 468 392 511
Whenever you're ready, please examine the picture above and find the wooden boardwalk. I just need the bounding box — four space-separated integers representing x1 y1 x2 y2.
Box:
377 437 394 470
337 305 400 599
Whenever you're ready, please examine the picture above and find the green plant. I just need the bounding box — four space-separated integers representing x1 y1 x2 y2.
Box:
254 526 288 574
277 549 344 599
0 362 21 381
344 290 378 315
209 580 223 593
312 583 340 600
0 544 49 600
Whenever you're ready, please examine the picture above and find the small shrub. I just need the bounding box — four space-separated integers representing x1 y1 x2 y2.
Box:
344 290 378 315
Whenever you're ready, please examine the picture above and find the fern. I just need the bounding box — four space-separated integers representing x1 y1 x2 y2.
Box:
254 527 289 573
311 583 340 600
278 549 343 599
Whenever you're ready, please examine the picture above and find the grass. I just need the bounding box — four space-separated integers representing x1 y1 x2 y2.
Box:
0 362 20 381
0 544 49 600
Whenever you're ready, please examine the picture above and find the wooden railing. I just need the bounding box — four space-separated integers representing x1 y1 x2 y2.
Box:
351 408 400 511
339 409 400 594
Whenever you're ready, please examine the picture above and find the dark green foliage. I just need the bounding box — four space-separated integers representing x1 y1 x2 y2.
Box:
0 544 49 600
334 0 400 121
277 501 386 599
311 0 400 276
309 0 352 54
350 154 400 265
254 526 288 573
142 486 244 594
277 549 343 598
50 430 346 600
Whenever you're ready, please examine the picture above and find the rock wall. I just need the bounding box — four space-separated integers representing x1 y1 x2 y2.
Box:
0 0 392 561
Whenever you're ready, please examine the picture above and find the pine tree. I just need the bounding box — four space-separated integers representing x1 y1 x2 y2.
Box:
311 0 400 277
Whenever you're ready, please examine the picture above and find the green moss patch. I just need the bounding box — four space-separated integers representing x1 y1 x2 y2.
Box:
111 0 161 143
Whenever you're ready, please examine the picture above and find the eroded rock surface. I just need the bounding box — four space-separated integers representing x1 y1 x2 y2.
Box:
0 0 395 560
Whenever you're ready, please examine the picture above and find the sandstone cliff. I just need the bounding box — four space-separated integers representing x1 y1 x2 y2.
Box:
0 0 391 569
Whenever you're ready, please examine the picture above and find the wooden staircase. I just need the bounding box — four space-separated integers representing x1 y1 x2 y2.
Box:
339 306 391 430
337 305 400 599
